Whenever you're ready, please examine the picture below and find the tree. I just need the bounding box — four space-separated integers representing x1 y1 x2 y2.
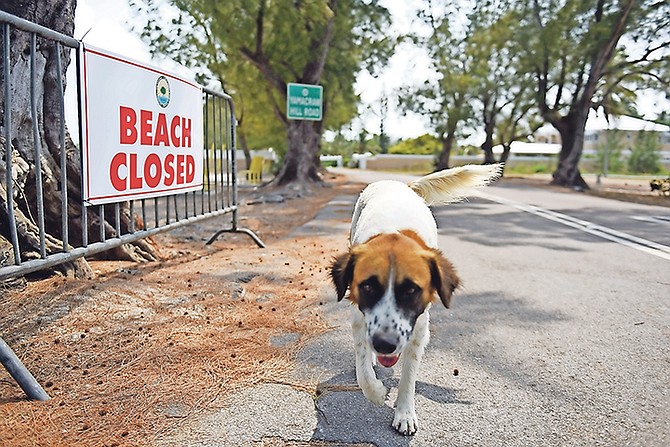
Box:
494 93 543 170
595 129 625 175
628 130 661 174
389 134 441 155
232 69 286 169
135 0 391 190
516 0 670 189
399 1 473 170
464 4 540 170
658 111 670 127
1 0 157 278
401 1 541 173
368 96 390 154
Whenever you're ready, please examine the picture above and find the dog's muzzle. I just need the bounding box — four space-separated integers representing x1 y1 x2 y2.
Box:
372 334 401 367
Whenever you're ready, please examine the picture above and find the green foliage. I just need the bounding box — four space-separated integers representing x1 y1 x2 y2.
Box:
133 0 392 154
657 111 670 127
388 134 441 155
457 144 481 156
321 131 358 158
505 163 553 175
132 0 669 182
378 132 390 154
595 130 626 174
513 0 670 123
399 2 542 167
235 69 288 154
628 131 662 174
510 0 670 185
360 133 388 154
466 4 538 161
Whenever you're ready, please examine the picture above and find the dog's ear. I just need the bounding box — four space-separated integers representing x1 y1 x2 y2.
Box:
330 251 355 302
428 251 461 308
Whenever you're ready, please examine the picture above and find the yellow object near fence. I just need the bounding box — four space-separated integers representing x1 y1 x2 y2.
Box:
241 156 265 184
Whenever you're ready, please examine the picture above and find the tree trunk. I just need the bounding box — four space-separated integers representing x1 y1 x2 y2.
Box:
239 0 336 190
234 110 252 169
481 117 496 165
435 134 455 171
237 129 252 169
550 109 590 190
499 143 512 175
274 119 322 188
0 0 158 278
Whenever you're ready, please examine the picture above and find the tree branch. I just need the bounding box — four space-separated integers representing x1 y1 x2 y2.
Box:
301 0 338 83
606 39 670 74
239 47 286 97
255 0 266 56
264 85 288 126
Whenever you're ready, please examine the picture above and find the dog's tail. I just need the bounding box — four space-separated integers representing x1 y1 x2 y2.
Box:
408 163 503 205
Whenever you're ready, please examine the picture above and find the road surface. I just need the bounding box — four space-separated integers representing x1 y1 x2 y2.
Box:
170 169 669 446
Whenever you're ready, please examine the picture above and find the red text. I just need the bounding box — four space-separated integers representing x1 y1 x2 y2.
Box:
110 152 196 191
119 106 192 148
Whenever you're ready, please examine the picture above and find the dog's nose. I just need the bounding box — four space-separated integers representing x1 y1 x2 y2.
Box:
372 335 397 354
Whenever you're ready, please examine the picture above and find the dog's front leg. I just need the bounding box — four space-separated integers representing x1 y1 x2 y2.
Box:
352 308 387 405
393 310 430 435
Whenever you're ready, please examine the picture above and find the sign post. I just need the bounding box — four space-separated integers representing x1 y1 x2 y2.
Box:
286 83 323 121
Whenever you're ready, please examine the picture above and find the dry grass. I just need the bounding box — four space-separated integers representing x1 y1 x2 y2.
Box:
0 175 359 447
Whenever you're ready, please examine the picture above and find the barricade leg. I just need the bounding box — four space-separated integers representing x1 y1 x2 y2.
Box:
206 227 266 248
0 336 50 401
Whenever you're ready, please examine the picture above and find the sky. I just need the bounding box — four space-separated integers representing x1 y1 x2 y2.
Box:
74 0 151 63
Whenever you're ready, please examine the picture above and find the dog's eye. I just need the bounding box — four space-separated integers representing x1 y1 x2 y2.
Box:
358 277 383 304
358 276 382 296
401 286 418 298
360 282 382 297
396 280 421 302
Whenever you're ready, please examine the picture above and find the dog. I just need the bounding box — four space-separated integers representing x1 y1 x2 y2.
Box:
330 164 502 435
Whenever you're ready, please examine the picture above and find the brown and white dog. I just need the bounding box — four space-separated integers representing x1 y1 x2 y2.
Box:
330 164 502 435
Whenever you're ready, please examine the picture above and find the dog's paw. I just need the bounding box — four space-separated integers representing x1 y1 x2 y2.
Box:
392 407 418 436
360 378 387 406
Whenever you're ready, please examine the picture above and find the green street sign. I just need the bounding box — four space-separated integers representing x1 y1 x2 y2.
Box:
287 83 323 121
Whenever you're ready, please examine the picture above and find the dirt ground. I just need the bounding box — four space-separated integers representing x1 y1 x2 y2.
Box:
0 172 364 447
0 170 667 447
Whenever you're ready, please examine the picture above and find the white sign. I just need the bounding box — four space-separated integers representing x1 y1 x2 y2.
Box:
79 45 204 205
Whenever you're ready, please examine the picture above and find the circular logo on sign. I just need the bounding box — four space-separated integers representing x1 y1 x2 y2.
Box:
156 76 170 108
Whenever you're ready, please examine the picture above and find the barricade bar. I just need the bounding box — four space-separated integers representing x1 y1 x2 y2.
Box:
0 12 264 283
0 10 80 48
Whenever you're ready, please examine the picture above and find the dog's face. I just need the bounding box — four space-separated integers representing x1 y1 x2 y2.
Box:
330 231 460 367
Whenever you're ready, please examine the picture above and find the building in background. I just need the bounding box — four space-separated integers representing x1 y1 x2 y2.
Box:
535 110 670 156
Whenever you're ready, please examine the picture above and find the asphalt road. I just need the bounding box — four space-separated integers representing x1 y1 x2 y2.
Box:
169 169 669 446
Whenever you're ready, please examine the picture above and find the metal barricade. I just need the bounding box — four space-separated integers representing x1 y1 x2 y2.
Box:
0 10 263 400
0 10 263 282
